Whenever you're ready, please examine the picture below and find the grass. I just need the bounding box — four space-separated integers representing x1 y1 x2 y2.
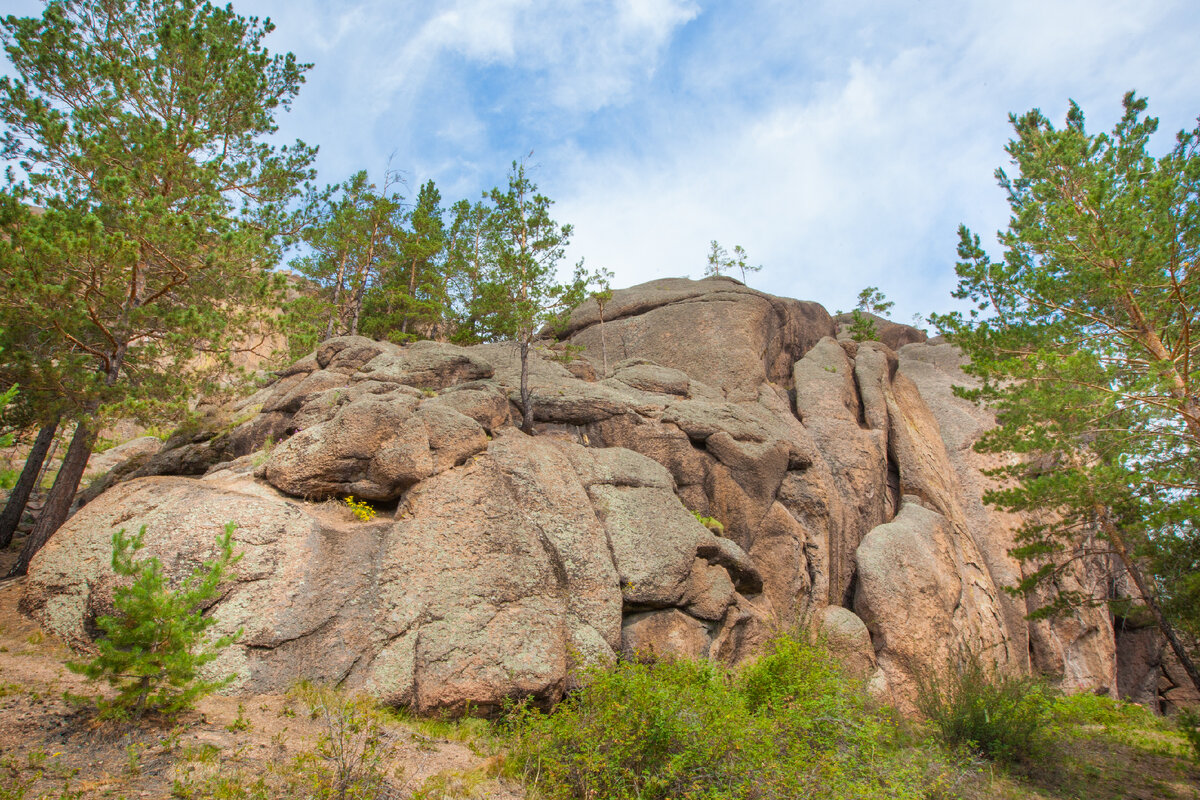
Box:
2 593 1196 800
0 468 19 490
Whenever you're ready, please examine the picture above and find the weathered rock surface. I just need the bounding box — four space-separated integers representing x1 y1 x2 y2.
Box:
25 276 1156 713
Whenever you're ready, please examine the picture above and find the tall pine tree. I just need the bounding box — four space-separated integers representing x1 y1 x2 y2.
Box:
0 0 315 574
934 94 1200 691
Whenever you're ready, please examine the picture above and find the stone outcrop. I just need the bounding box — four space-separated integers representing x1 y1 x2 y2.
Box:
24 275 1146 713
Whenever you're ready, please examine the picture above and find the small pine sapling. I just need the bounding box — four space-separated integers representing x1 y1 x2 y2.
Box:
848 286 894 342
847 311 878 342
69 522 242 719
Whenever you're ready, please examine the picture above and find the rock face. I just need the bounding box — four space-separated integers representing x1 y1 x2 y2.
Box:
24 275 1142 713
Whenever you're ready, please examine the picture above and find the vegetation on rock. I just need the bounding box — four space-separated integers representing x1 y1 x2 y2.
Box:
848 285 895 342
704 240 762 284
506 635 931 800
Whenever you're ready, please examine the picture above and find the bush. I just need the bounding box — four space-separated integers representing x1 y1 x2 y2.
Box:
505 636 927 800
1176 707 1200 761
290 683 397 800
848 309 878 342
914 654 1051 764
68 522 242 719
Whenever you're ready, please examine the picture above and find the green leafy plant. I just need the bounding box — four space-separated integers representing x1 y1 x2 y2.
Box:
856 286 894 315
344 496 377 523
505 635 925 800
848 309 878 342
845 286 894 342
1176 707 1200 761
704 240 763 283
0 383 17 448
691 509 725 534
226 703 251 732
545 342 586 365
914 653 1051 765
67 522 242 719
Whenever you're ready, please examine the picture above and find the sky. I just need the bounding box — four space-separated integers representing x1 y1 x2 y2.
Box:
6 0 1200 323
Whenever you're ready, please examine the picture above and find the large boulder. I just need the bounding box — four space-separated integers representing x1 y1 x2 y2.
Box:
26 434 757 713
27 277 1137 714
854 500 1013 708
562 276 834 399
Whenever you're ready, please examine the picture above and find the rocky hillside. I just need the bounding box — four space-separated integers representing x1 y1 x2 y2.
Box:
19 276 1186 714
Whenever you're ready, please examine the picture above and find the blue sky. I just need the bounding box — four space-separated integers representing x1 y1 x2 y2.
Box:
7 0 1200 323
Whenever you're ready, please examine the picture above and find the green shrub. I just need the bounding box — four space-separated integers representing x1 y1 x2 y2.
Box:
505 636 926 800
848 309 878 342
0 468 19 491
68 522 242 719
1176 707 1200 760
289 683 397 800
690 509 724 534
1048 691 1154 728
914 654 1051 764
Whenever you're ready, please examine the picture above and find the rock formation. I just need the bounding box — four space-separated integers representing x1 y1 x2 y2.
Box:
23 276 1141 713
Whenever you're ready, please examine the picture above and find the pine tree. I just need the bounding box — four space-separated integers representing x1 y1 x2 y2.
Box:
483 160 591 433
68 522 242 719
933 93 1200 692
704 240 762 283
848 286 894 342
0 0 315 573
361 178 448 342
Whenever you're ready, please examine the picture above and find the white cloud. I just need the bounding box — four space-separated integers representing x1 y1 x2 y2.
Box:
8 0 1194 323
552 0 1200 321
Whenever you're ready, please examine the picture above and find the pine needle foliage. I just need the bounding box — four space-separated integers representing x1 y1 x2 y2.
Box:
932 92 1200 691
68 522 242 719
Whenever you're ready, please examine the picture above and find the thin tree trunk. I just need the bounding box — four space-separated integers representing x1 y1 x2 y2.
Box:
598 303 608 377
1103 513 1200 694
0 418 59 550
34 434 59 493
520 340 533 434
401 255 419 336
9 420 97 577
325 251 349 340
350 287 362 337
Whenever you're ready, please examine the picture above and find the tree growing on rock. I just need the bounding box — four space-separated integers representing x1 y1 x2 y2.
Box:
0 0 315 575
704 240 762 284
933 93 1200 692
848 286 895 342
366 178 449 342
290 169 409 341
482 159 591 433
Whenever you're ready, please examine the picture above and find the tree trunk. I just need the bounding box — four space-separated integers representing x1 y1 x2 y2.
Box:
401 255 420 336
1104 514 1200 695
350 281 363 337
325 251 349 340
598 304 608 377
0 418 59 550
520 340 533 434
34 435 59 494
8 420 96 577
